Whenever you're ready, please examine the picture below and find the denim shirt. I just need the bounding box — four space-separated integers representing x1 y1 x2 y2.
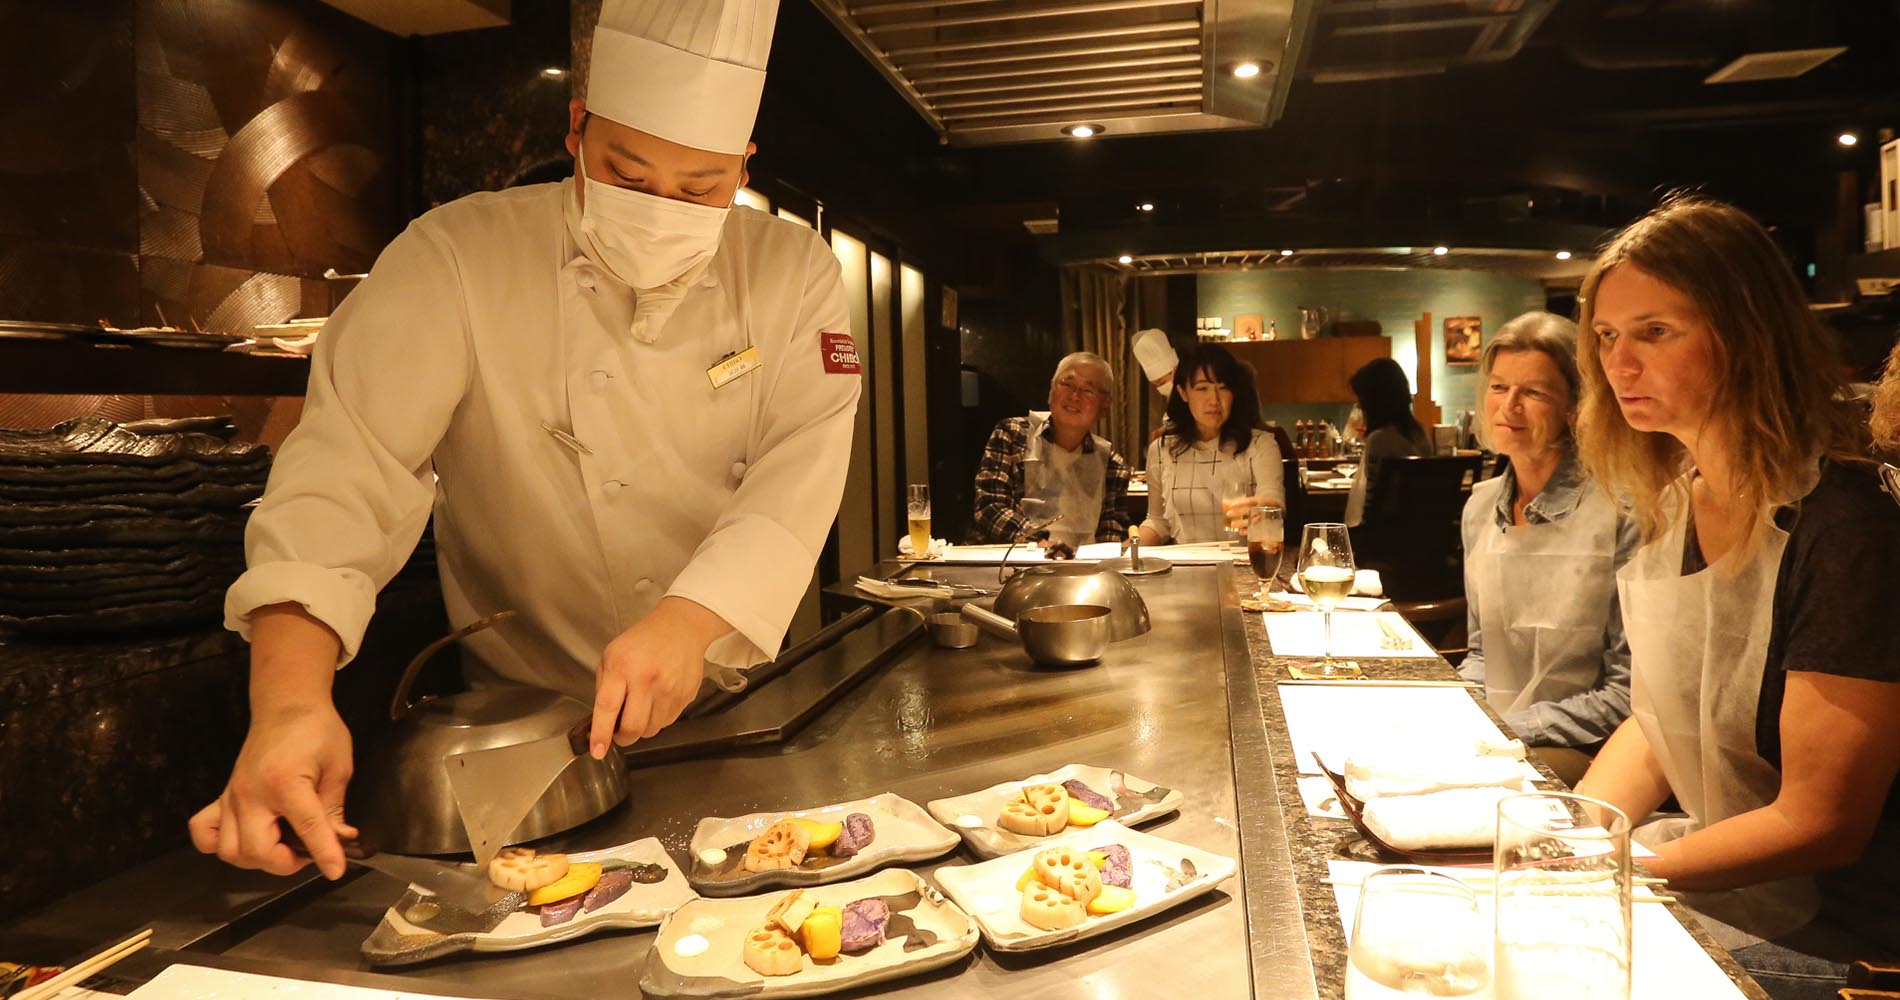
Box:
1458 450 1640 748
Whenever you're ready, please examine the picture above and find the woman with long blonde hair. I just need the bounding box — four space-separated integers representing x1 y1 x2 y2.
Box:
1572 193 1900 998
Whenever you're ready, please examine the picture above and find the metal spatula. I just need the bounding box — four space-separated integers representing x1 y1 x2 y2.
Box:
445 718 592 871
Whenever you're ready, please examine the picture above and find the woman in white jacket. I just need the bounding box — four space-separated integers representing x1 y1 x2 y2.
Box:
1138 344 1284 545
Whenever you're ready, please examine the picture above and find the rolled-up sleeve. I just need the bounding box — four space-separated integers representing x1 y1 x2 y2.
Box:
666 236 861 671
224 223 471 665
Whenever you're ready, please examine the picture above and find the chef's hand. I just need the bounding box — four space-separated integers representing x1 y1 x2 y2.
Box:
187 603 357 880
590 596 732 757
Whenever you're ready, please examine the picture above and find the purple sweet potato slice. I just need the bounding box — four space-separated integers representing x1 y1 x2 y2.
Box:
832 812 875 858
1063 779 1114 812
583 868 635 912
840 897 891 952
1092 844 1133 889
538 894 587 927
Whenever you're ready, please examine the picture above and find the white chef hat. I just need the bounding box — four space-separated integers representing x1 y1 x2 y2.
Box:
1130 328 1178 382
587 0 779 155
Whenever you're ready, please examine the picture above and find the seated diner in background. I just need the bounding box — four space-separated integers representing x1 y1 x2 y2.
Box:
971 351 1132 552
1456 311 1638 788
1876 339 1900 471
1343 356 1432 527
1568 193 1900 999
1137 344 1285 545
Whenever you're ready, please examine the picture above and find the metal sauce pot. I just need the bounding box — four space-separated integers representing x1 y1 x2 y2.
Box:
992 562 1150 641
348 612 628 856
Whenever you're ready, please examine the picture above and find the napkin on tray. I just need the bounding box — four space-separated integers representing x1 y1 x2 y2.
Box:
854 576 954 599
1345 736 1528 800
1360 786 1519 850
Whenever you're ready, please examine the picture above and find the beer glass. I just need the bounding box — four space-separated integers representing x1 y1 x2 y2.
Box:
1346 867 1490 999
906 484 932 558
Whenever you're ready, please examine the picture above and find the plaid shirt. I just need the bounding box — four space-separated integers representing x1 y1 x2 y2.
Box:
972 415 1131 543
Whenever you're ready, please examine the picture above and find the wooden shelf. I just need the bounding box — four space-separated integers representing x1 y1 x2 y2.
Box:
1222 336 1392 404
0 339 309 396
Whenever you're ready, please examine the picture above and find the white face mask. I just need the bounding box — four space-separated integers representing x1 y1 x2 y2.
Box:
573 138 731 290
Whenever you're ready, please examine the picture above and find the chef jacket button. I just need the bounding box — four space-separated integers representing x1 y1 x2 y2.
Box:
602 480 624 497
635 578 656 594
730 461 746 481
590 370 609 392
577 271 597 291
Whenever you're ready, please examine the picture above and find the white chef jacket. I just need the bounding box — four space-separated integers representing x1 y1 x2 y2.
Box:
225 183 862 701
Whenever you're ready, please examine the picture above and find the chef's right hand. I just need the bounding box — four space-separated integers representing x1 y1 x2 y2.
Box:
189 703 358 879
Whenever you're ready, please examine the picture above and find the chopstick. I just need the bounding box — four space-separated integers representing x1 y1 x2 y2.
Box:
16 927 153 1000
1321 876 1675 902
1279 678 1482 688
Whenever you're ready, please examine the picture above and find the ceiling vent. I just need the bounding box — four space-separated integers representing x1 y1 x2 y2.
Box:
1704 46 1846 85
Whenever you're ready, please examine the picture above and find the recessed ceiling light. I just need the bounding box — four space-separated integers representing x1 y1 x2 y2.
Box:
1117 254 1133 265
1233 62 1262 79
1839 131 1860 147
1063 124 1103 139
1555 250 1573 261
1280 249 1294 256
1137 202 1155 212
1432 245 1450 256
540 67 567 80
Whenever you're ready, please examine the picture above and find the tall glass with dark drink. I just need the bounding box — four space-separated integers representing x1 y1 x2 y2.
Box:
1245 505 1285 601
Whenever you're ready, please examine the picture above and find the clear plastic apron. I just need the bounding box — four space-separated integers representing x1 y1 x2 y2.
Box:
1619 485 1819 948
1468 479 1621 718
1166 440 1252 543
1021 412 1106 549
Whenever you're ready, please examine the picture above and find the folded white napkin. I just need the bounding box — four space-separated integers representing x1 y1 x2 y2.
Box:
1288 568 1384 597
1361 786 1518 850
1074 541 1125 560
853 576 953 599
896 535 946 558
1344 737 1527 801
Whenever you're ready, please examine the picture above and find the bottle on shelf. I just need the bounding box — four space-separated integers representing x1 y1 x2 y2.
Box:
1317 421 1333 459
1267 320 1278 341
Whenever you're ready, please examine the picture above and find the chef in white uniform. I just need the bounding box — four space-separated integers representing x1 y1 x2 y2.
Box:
1456 312 1636 785
189 0 864 882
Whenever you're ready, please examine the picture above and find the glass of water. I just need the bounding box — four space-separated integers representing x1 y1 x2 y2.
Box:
1493 792 1632 1000
1346 866 1490 999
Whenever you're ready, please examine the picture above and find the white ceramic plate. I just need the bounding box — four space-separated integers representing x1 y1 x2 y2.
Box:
923 763 1184 859
686 792 960 897
640 868 978 999
933 820 1237 952
359 837 694 966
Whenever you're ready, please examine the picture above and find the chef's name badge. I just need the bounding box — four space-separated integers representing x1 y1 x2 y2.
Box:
706 346 763 389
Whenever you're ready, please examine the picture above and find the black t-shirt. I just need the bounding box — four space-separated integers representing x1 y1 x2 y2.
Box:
1680 462 1900 801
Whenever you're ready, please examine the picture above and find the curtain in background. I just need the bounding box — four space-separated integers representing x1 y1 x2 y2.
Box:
1060 265 1136 462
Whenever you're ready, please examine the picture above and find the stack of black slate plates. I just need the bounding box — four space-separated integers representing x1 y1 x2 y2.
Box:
0 416 269 635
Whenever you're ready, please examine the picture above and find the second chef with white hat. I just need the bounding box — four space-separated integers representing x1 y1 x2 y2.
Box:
189 0 863 883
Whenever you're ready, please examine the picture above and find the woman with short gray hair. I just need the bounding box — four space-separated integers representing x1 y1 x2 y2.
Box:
1458 310 1639 785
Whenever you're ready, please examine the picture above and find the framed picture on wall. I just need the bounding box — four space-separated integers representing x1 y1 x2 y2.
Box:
1233 314 1263 341
1444 315 1483 366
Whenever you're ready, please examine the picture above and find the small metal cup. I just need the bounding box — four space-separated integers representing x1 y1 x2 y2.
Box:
1016 604 1112 667
930 612 979 649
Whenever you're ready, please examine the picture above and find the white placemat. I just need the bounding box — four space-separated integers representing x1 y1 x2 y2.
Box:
1327 860 1748 1000
1264 611 1437 658
129 965 496 1000
1278 683 1510 775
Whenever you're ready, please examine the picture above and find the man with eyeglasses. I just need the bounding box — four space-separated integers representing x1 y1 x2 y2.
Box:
973 352 1132 551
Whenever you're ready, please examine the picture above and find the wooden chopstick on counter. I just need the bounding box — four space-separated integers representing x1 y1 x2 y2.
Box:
16 927 153 1000
1278 678 1483 688
1322 876 1675 902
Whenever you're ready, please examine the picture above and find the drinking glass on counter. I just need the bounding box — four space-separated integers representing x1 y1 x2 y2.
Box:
1493 792 1633 1000
1346 866 1491 999
906 483 932 557
1246 505 1284 601
1296 522 1356 675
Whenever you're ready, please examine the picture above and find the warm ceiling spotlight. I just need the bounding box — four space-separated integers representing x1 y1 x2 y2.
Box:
1233 62 1262 79
1839 131 1860 147
1555 250 1573 261
540 67 567 80
1117 254 1134 265
1432 245 1450 256
1137 202 1155 212
1280 249 1294 256
1064 124 1103 139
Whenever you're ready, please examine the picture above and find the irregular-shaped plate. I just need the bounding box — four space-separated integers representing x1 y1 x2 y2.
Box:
686 792 958 897
360 837 694 966
933 820 1237 952
923 763 1184 859
641 868 977 999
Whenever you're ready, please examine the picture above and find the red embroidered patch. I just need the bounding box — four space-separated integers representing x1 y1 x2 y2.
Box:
820 332 861 374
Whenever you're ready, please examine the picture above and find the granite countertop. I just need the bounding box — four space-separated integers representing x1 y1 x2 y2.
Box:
1233 574 1772 1000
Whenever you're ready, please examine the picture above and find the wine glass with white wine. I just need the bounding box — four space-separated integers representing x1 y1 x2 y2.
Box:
1296 522 1356 676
